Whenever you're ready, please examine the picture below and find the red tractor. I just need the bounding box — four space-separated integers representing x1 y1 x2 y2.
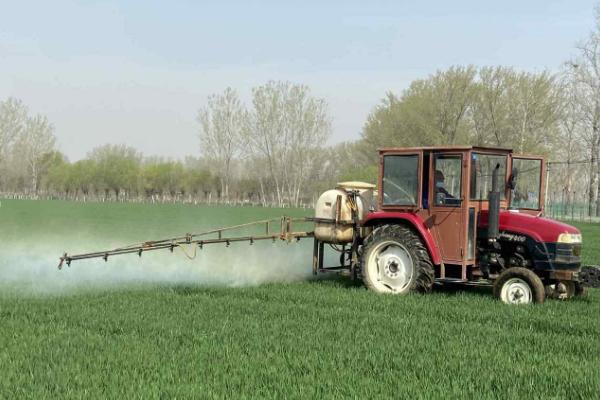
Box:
60 146 584 305
313 146 583 304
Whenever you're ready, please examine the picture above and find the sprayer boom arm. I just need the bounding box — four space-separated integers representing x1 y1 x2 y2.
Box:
58 216 316 269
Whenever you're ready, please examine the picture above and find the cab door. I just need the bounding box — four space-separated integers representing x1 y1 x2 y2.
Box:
509 155 545 215
429 152 467 263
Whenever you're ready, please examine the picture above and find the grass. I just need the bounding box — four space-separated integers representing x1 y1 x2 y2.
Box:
570 221 600 265
1 199 600 398
0 199 312 244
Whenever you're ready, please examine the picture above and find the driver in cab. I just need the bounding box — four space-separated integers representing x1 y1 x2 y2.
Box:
434 170 459 206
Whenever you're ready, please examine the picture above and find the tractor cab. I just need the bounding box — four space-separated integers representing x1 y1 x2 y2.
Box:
361 146 583 303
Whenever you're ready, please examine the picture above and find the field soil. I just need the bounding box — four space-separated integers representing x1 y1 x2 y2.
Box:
1 200 599 398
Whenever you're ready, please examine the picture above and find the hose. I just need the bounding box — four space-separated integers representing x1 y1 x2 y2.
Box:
177 244 197 260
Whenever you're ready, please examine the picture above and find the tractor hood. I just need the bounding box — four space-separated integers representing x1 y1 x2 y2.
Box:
479 210 580 243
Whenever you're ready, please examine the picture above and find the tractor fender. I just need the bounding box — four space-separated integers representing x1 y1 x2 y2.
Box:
361 212 442 265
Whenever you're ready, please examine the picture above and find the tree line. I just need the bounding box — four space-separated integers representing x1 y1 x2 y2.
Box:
351 7 600 216
2 6 600 212
0 82 335 207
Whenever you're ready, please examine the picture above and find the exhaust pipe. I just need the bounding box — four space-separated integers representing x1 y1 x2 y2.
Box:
488 163 501 241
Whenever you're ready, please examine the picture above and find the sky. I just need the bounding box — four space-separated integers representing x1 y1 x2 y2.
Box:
0 0 597 161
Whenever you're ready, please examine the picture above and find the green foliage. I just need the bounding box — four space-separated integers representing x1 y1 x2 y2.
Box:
71 159 97 195
338 164 378 184
183 167 215 195
472 67 560 154
88 144 142 198
1 200 600 397
43 150 217 201
141 161 185 196
360 93 404 164
2 283 600 399
360 66 562 163
570 221 600 265
44 151 70 193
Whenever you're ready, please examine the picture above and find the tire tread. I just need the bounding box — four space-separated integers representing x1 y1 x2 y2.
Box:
361 224 434 294
493 267 545 304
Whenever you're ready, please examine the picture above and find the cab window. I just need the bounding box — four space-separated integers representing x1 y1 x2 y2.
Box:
511 158 542 209
470 153 507 200
382 155 418 206
433 155 462 206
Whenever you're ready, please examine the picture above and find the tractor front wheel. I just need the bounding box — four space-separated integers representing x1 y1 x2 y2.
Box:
360 224 434 294
494 267 545 304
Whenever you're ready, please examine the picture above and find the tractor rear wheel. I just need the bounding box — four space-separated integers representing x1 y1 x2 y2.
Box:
493 267 545 304
360 224 434 294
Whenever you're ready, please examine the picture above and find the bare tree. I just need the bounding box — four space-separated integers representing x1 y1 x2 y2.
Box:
248 81 331 207
13 114 56 194
565 6 600 215
0 98 26 155
553 76 586 212
470 67 513 146
510 71 562 153
0 98 27 189
282 84 331 206
247 81 286 205
197 87 247 202
429 65 478 144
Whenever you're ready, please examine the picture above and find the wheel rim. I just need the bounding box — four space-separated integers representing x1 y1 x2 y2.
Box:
500 278 532 304
366 240 414 293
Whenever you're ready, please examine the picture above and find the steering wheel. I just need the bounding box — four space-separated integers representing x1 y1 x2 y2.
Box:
383 178 416 204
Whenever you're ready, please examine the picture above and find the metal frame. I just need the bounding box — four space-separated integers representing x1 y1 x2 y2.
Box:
509 154 546 214
429 150 469 275
59 217 315 268
373 146 549 283
378 149 423 212
312 190 363 278
58 145 558 290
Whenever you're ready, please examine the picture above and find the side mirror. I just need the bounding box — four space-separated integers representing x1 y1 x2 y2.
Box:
507 167 518 190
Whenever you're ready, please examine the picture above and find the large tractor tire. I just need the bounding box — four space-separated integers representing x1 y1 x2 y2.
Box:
493 267 545 304
360 224 434 294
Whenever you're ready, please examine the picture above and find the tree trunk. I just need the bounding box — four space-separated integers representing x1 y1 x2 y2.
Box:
563 160 570 214
590 119 600 217
259 177 267 207
590 139 599 217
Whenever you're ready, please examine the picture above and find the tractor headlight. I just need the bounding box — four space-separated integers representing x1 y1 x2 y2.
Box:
557 233 582 244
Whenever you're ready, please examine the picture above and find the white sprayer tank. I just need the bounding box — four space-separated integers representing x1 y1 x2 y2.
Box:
314 181 376 244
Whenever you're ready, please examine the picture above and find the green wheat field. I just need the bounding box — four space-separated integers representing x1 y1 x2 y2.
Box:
1 199 599 398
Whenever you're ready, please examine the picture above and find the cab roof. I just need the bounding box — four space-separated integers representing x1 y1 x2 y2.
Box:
378 145 513 154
